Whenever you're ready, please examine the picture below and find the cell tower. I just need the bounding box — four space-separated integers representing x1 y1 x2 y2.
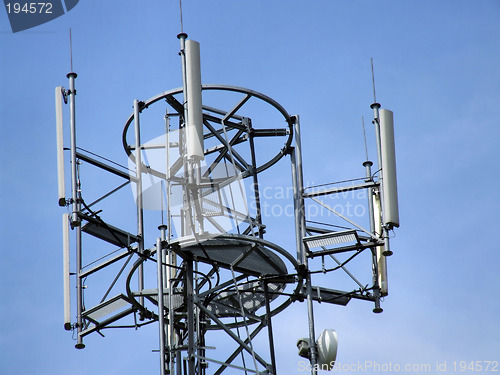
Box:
56 33 399 375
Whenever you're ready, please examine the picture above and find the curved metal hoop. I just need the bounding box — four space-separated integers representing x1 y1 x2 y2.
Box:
122 84 294 178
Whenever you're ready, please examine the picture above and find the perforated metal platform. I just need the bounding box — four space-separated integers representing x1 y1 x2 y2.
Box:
172 236 288 277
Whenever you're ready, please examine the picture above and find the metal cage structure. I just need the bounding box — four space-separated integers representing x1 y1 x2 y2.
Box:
56 35 399 375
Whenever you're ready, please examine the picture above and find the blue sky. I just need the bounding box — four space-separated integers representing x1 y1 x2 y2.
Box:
1 1 500 374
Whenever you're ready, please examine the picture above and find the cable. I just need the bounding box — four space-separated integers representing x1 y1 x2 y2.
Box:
308 248 365 275
305 220 352 231
362 116 369 161
304 176 366 190
77 147 133 173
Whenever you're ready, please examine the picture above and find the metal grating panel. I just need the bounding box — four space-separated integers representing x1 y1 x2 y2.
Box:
306 233 356 249
81 214 138 247
83 294 131 322
303 230 358 250
177 238 287 276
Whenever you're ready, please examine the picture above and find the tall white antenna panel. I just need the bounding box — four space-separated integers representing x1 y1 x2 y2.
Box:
62 213 71 330
185 39 204 160
379 109 399 228
373 192 388 294
55 86 66 206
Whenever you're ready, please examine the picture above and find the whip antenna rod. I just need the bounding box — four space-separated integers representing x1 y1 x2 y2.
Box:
69 28 73 72
371 57 377 103
362 116 369 160
178 0 184 34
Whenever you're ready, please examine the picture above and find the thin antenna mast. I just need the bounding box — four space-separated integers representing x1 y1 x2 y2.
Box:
361 116 369 161
371 57 376 103
178 0 184 34
69 28 73 72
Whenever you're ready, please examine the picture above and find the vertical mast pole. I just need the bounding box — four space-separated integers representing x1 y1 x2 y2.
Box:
157 236 167 375
68 72 78 225
364 160 383 312
75 209 84 349
292 115 318 374
292 115 306 265
67 72 84 349
246 118 264 237
134 99 145 307
55 86 66 207
163 114 177 373
178 32 191 375
178 33 189 139
177 33 192 237
159 224 174 374
263 282 277 375
291 148 302 261
186 260 196 375
364 161 375 233
370 103 392 256
62 213 71 331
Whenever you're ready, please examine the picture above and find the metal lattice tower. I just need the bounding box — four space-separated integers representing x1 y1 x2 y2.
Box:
56 34 399 375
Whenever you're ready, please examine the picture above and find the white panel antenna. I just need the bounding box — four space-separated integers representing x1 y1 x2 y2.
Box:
185 39 204 160
62 213 71 330
379 109 399 228
373 191 388 294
